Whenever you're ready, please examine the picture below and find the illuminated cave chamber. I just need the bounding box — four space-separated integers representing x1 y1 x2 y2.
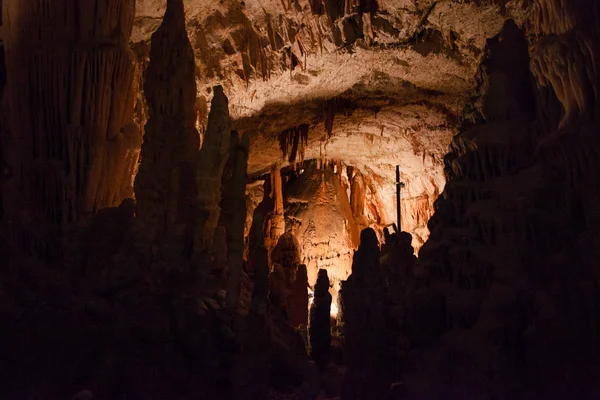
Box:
284 160 359 309
246 153 443 314
5 0 600 398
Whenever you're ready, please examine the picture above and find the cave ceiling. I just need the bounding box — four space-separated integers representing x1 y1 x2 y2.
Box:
131 0 530 243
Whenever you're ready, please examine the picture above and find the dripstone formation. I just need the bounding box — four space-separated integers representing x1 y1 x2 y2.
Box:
2 0 600 398
309 268 333 369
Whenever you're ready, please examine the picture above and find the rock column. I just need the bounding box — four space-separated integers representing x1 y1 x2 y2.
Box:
134 0 199 245
195 86 231 252
309 268 332 369
341 228 392 399
266 162 286 260
222 131 250 310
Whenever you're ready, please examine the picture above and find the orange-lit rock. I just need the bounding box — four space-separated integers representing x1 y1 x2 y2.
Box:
284 161 360 303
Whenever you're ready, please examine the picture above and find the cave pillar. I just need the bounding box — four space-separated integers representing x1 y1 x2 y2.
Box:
3 0 138 256
134 0 199 245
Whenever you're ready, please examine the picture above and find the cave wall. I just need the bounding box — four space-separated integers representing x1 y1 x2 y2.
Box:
2 0 140 258
404 0 600 397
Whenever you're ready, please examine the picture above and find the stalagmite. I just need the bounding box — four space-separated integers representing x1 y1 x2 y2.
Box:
289 264 310 328
309 268 332 369
222 131 250 311
340 228 392 400
230 230 271 400
195 86 232 251
265 162 285 261
134 0 199 243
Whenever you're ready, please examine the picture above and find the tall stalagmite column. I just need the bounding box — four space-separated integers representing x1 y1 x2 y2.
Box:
134 0 199 243
221 131 250 310
266 162 285 261
195 86 231 252
3 0 139 247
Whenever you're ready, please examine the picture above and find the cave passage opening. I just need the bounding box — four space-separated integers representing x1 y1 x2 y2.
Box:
243 147 446 318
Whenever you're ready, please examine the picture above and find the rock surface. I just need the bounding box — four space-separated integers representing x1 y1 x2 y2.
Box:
130 0 529 248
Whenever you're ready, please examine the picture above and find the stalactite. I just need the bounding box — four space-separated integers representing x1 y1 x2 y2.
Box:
319 98 354 138
278 124 309 166
134 0 199 243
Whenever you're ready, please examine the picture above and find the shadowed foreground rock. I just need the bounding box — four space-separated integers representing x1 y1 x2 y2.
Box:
1 0 600 398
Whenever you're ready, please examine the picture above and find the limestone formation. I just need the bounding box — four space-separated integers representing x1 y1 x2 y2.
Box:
271 232 301 286
134 0 199 243
4 0 600 398
401 4 600 396
265 162 286 260
284 161 360 306
195 85 231 251
269 263 288 312
288 264 310 328
222 131 250 311
341 228 392 399
230 241 270 400
309 268 332 369
349 169 368 229
3 0 139 258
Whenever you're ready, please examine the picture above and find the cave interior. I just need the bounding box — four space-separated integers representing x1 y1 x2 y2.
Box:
1 0 600 399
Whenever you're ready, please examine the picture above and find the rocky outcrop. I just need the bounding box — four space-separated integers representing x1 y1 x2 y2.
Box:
134 0 199 244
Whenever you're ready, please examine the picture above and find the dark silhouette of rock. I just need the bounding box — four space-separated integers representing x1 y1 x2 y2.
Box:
341 228 392 399
270 263 288 312
3 0 139 260
195 85 231 252
309 269 332 369
288 264 309 328
221 131 250 311
272 232 301 286
134 0 198 245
